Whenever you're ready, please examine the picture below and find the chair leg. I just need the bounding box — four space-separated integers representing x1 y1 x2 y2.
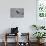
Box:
15 33 18 46
17 34 18 46
4 33 7 46
4 41 7 46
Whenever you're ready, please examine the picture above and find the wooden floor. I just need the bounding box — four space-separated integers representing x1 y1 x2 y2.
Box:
0 42 46 46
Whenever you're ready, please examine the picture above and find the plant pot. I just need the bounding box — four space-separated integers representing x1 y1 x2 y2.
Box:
40 39 45 43
37 39 40 43
37 39 45 44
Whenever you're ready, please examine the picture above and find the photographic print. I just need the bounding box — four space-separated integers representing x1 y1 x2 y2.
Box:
10 8 24 18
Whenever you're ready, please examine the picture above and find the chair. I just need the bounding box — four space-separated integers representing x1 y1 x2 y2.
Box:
4 33 18 46
18 33 30 46
4 27 19 46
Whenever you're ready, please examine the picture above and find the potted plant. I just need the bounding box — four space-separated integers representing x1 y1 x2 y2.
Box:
33 32 46 43
40 26 45 29
32 25 39 30
32 24 45 30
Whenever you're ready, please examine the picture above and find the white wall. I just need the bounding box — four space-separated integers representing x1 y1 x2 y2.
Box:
0 0 36 42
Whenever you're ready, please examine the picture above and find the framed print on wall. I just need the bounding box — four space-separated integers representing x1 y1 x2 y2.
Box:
10 8 24 18
37 0 46 18
36 0 46 26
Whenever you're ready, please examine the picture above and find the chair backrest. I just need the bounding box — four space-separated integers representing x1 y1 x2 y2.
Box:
11 27 18 34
